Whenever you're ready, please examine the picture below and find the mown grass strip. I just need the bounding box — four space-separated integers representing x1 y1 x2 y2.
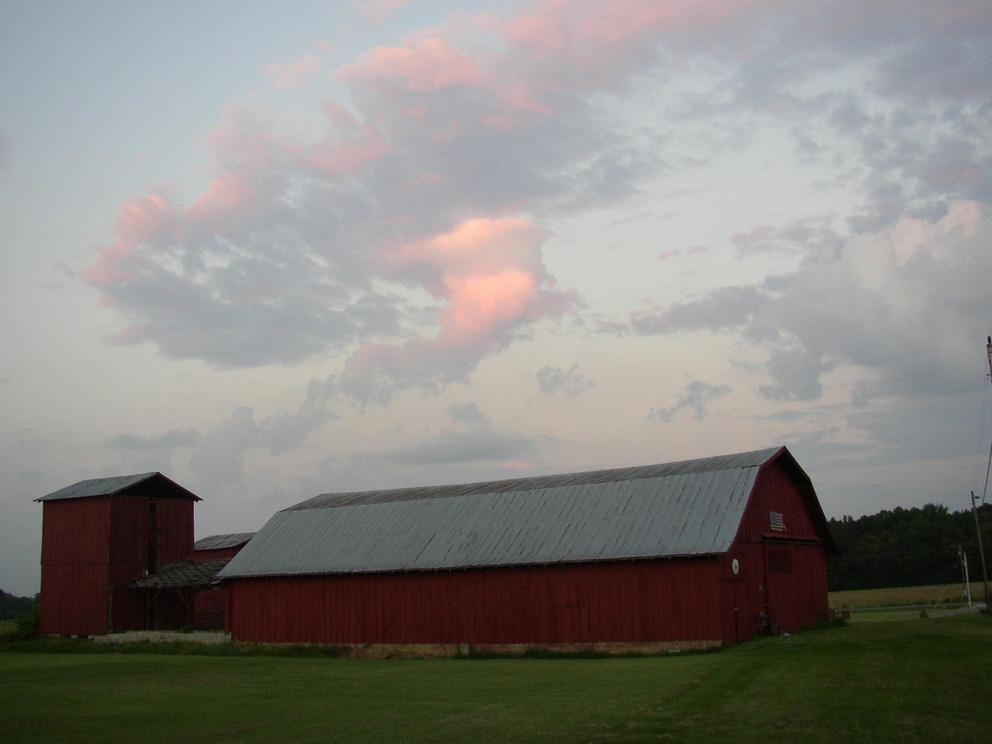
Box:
1 615 990 743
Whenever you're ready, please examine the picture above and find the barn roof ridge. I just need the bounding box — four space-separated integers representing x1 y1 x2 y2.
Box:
220 446 794 580
289 446 784 512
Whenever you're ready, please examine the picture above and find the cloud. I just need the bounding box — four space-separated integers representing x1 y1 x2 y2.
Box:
648 379 731 422
264 54 322 90
107 429 201 451
83 1 992 407
631 201 992 402
448 401 490 426
536 363 594 396
338 217 574 404
84 1 764 392
188 379 337 490
377 401 541 467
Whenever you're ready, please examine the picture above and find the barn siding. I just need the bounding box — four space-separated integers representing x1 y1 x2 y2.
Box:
39 489 198 636
38 564 108 636
40 499 111 566
228 558 723 645
39 499 112 636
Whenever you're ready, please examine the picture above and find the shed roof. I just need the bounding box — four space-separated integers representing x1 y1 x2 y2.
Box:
194 533 255 551
36 472 201 502
221 447 809 580
131 559 230 589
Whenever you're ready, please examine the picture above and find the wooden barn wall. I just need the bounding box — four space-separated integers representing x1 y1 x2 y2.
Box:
40 499 111 566
722 461 830 635
39 495 197 635
38 564 108 636
39 499 112 636
109 495 194 568
194 546 244 561
105 495 195 632
156 497 195 563
194 588 229 631
228 559 724 645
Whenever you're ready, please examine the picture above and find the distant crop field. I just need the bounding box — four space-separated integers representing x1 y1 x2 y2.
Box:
2 614 991 743
829 582 981 609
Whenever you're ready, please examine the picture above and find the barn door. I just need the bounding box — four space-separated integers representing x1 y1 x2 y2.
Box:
763 542 797 632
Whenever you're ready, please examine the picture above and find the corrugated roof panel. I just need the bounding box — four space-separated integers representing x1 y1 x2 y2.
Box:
36 472 202 502
194 533 255 551
36 473 159 502
220 448 777 579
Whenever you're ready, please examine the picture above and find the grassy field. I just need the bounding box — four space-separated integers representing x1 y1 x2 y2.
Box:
2 614 991 743
828 582 984 609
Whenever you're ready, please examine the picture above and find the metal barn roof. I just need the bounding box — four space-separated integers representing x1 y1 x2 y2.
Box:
220 447 788 579
35 472 202 502
131 559 230 589
194 533 255 551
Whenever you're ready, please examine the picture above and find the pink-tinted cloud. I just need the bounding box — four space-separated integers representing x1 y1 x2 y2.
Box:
83 0 761 383
85 191 179 287
308 101 390 176
337 36 490 94
340 217 573 403
87 0 987 408
264 53 322 90
503 0 758 88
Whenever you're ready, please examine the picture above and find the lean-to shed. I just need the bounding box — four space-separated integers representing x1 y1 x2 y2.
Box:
220 446 837 649
36 472 201 636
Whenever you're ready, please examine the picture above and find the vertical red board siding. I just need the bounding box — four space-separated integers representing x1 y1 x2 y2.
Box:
722 458 830 636
106 495 194 632
227 558 723 645
194 588 229 630
40 491 197 635
38 564 109 636
737 459 822 544
157 497 195 563
39 499 112 636
194 546 244 561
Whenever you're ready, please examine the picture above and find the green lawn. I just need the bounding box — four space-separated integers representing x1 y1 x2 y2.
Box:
2 615 990 743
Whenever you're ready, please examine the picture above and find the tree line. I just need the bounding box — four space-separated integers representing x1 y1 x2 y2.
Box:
0 590 36 620
827 502 992 590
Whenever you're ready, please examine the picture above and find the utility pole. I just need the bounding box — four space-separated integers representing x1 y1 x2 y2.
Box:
959 546 971 607
971 491 992 615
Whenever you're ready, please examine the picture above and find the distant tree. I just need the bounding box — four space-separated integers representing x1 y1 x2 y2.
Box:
0 590 37 620
827 503 992 591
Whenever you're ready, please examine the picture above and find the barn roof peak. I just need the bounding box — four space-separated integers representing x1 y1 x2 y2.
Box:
290 446 785 512
36 472 202 502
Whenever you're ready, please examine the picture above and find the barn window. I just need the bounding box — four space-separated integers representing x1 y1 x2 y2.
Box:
767 548 792 574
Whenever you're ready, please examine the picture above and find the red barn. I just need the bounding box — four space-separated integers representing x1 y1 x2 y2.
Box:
36 472 200 636
220 446 837 651
191 533 254 631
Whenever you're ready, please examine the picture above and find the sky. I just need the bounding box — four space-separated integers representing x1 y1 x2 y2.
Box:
2 0 991 597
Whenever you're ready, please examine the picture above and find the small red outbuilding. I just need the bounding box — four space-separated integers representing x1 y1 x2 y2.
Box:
35 472 200 636
220 446 837 650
